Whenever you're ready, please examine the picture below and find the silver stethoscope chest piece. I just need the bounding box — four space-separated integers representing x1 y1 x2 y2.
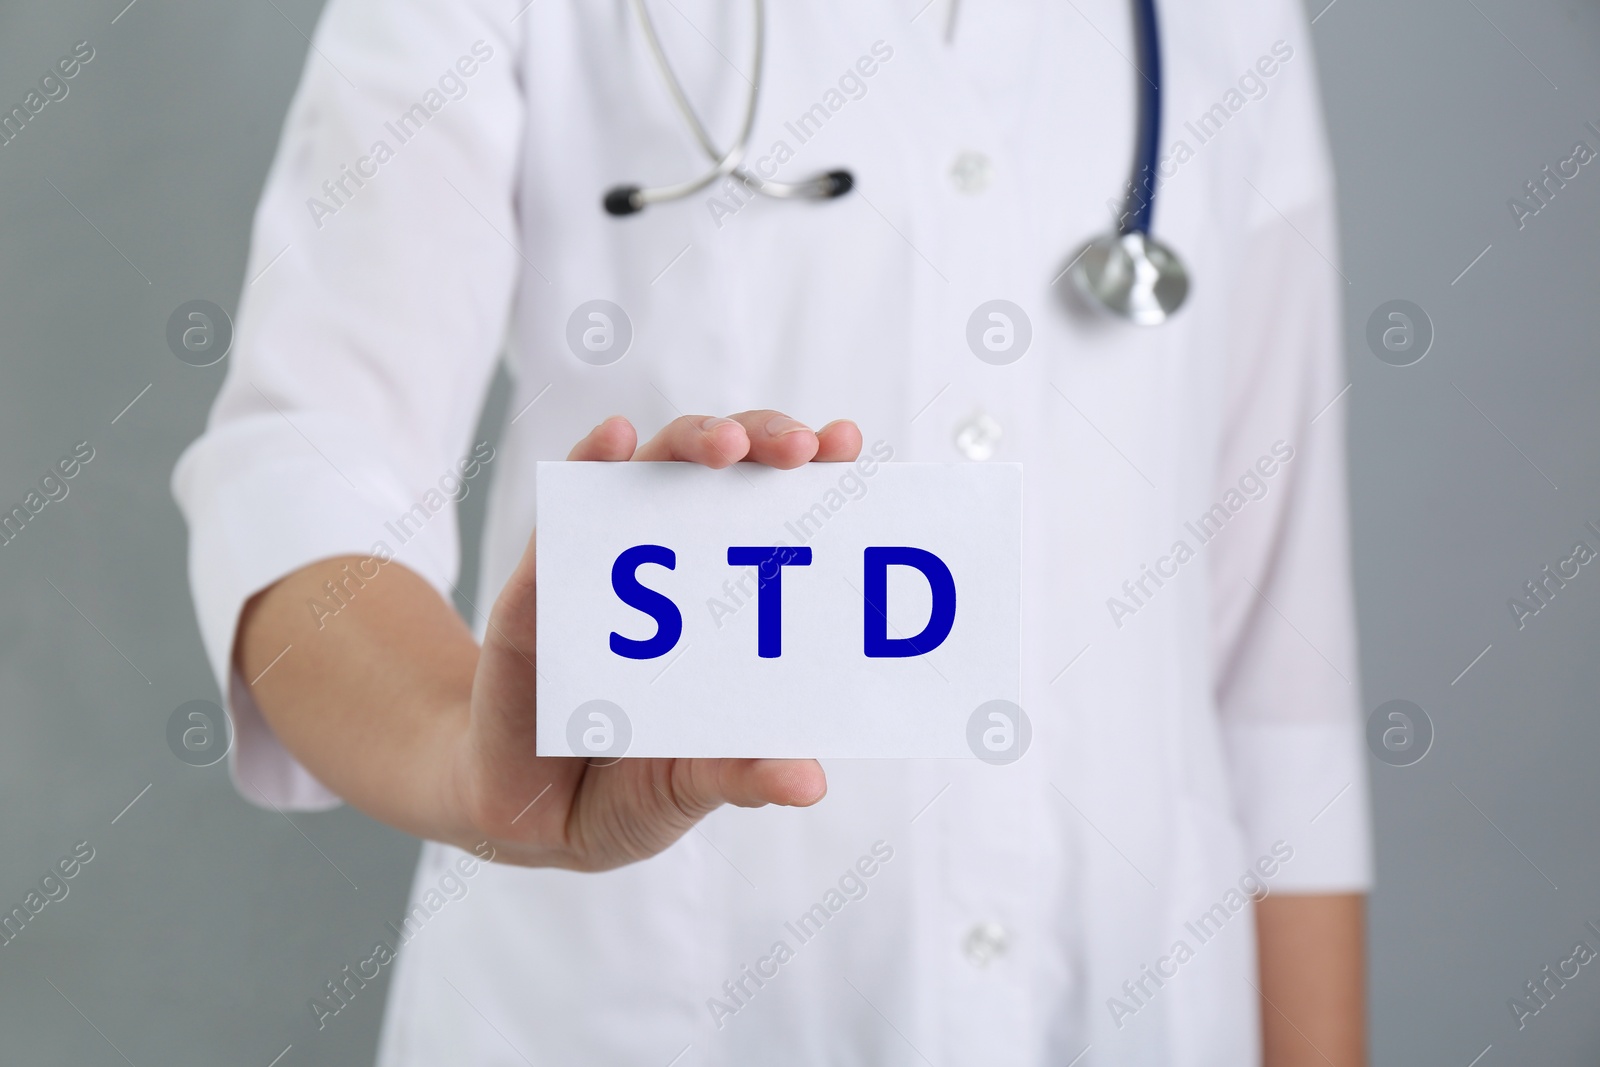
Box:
1070 231 1189 326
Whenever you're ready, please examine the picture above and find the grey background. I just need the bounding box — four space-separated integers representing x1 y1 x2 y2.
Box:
0 0 1596 1063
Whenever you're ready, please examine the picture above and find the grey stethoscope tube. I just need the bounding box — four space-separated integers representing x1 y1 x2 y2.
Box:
602 0 1187 325
602 0 853 216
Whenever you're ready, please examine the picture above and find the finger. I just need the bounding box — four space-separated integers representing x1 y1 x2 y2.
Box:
633 415 751 467
651 759 825 827
813 419 864 462
724 410 819 469
716 758 828 809
566 415 637 461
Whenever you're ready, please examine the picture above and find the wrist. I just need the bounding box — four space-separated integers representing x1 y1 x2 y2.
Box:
424 695 488 850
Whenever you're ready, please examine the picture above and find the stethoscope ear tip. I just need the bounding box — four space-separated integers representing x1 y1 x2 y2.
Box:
821 170 855 199
603 186 644 217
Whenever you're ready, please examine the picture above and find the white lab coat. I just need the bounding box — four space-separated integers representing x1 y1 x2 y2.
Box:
173 0 1371 1063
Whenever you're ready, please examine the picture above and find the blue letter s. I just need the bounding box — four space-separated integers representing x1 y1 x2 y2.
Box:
610 544 683 659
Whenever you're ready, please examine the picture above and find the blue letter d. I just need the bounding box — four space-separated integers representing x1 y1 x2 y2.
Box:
863 547 956 658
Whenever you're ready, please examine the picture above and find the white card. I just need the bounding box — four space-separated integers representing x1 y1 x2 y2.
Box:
535 458 1022 759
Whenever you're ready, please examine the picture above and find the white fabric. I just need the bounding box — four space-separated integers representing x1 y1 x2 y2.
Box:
172 0 1371 1063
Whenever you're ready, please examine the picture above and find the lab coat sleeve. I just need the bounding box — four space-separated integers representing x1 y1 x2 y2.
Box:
171 0 525 809
1207 28 1373 892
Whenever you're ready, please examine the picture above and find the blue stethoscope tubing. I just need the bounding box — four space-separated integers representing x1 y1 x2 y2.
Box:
604 0 1191 325
1128 0 1162 237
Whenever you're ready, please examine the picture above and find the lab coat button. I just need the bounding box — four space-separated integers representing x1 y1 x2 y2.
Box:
949 150 993 193
963 921 1008 966
954 411 1001 461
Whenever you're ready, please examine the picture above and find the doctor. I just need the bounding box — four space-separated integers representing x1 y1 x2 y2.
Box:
174 0 1370 1064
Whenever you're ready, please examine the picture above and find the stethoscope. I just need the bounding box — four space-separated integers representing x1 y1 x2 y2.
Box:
603 0 1189 325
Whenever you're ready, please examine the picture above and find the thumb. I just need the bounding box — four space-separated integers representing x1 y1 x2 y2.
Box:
662 759 827 816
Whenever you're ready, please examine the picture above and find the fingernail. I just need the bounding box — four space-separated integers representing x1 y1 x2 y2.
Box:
765 415 811 436
703 416 736 430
